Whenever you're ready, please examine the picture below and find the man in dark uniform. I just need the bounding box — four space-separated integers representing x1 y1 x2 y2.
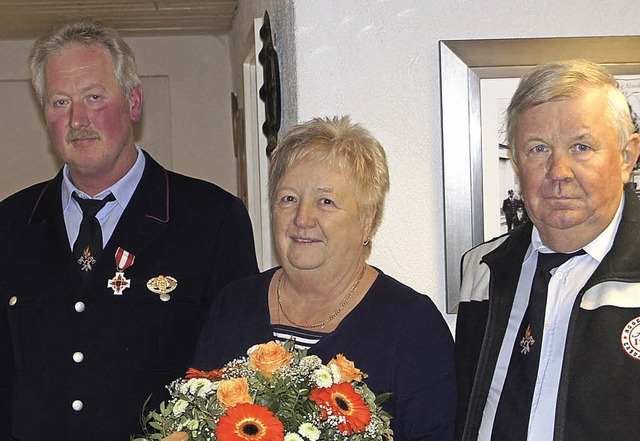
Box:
0 19 258 440
502 189 517 231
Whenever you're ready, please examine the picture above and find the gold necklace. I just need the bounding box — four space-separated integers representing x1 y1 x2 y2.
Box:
277 265 367 329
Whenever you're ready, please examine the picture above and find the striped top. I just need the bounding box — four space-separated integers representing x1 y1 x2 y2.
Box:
272 324 327 350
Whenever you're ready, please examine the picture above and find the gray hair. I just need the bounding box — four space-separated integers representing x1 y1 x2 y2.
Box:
506 59 635 158
28 18 141 106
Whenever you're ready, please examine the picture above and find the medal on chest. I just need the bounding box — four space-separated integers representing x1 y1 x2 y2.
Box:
147 275 178 301
107 247 135 295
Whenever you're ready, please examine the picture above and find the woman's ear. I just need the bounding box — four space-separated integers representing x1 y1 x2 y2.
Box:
362 207 377 242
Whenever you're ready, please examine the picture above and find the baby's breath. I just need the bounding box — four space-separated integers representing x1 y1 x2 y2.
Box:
133 341 393 441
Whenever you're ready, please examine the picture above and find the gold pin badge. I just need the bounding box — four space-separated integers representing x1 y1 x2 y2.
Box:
147 275 178 301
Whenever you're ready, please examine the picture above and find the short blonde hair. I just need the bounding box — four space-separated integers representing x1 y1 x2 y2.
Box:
269 116 390 256
506 59 635 157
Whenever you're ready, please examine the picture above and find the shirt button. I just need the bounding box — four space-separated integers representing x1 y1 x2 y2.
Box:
73 352 84 363
9 296 17 306
555 271 565 280
545 322 552 329
75 301 85 312
72 400 83 411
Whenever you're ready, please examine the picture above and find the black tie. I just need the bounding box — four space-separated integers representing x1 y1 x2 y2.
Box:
491 249 586 440
72 192 115 274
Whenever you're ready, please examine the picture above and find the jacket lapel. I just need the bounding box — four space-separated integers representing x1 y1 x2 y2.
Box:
465 224 533 436
99 151 170 275
26 172 83 295
585 185 640 286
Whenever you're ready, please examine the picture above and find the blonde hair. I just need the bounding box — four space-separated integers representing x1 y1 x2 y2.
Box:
269 116 390 256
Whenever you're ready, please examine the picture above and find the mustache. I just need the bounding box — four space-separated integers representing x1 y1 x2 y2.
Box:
66 129 101 143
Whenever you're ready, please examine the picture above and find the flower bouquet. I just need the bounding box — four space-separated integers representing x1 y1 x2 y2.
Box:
133 340 393 441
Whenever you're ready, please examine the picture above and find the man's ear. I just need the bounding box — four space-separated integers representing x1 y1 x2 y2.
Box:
621 133 640 184
509 147 520 176
128 84 144 122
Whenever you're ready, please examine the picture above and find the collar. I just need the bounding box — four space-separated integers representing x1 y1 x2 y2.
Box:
531 193 624 264
61 146 146 211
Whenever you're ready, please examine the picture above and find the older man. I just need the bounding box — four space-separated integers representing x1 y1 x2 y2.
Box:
0 19 258 440
455 59 640 441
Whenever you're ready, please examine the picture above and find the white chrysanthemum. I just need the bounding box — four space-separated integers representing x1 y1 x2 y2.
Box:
284 433 304 441
172 399 189 416
298 422 320 441
186 419 199 430
299 355 322 369
188 378 213 396
179 380 191 395
329 363 342 383
312 366 333 388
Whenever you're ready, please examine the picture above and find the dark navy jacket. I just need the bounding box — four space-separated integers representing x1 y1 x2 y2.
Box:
194 268 457 441
0 151 258 440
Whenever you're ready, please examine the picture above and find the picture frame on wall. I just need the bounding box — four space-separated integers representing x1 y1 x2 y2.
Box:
439 36 640 313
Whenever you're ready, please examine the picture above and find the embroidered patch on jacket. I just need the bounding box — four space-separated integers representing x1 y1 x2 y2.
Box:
621 316 640 360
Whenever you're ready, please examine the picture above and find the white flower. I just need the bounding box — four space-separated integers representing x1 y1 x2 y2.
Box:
298 422 320 441
284 433 304 441
329 363 342 383
188 378 213 396
179 380 190 395
312 366 333 388
299 355 322 369
186 419 199 430
172 399 189 416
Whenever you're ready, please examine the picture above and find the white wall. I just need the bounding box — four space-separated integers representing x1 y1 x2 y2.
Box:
282 0 640 331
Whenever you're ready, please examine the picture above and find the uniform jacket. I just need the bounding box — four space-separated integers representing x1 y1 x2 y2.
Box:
455 186 640 441
0 151 258 440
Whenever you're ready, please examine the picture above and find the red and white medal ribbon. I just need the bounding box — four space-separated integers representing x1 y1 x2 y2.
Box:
115 247 135 271
108 247 135 295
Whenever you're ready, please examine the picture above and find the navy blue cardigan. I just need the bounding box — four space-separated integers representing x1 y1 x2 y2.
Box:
194 268 456 441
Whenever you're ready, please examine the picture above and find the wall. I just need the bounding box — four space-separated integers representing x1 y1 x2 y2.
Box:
129 35 237 193
0 35 236 199
230 0 297 131
282 0 640 330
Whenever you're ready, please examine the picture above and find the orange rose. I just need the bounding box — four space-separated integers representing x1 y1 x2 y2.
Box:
248 341 292 378
328 354 362 383
162 433 189 441
217 377 252 409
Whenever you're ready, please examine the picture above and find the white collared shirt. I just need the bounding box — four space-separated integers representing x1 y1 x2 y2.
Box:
62 146 146 252
478 196 624 440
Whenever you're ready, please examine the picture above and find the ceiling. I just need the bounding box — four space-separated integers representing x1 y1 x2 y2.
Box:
0 0 239 40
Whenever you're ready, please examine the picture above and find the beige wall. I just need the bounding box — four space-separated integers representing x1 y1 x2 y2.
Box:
0 35 236 201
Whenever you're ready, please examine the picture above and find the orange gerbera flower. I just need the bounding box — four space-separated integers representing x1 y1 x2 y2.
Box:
216 403 284 441
185 367 224 381
309 382 371 435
